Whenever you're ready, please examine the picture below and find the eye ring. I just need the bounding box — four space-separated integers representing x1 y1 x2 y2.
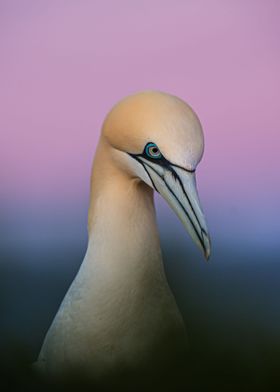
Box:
145 142 162 159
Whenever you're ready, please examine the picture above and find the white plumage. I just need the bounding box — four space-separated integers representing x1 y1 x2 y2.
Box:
36 91 210 389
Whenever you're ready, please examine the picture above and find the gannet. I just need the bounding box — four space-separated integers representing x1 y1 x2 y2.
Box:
36 91 210 388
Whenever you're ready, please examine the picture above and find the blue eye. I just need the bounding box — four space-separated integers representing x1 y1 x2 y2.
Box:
145 143 162 159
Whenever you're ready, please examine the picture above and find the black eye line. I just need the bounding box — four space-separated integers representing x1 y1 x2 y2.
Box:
142 160 206 255
143 159 201 239
129 142 196 174
170 162 196 174
128 144 201 248
131 155 159 192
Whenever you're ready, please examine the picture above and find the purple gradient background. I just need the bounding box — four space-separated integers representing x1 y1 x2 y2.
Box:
1 2 280 384
1 0 279 252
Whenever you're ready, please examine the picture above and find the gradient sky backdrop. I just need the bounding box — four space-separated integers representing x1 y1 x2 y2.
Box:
1 3 280 383
1 0 279 257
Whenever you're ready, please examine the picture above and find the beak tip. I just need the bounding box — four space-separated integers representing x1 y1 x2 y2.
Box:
204 249 211 261
202 232 211 261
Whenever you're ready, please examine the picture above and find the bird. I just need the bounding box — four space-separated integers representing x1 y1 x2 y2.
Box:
35 90 210 390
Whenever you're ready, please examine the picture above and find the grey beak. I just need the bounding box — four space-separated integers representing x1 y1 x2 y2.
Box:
140 159 211 260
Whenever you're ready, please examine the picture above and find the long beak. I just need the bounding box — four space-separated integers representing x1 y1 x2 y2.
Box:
139 158 211 260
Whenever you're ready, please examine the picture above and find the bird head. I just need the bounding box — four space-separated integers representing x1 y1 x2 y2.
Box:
101 91 211 259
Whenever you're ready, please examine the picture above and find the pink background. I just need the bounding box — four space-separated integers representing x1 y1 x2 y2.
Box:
1 0 279 251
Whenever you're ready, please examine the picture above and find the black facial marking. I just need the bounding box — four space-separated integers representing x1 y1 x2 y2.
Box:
140 160 206 255
131 155 158 192
127 142 205 252
129 142 195 174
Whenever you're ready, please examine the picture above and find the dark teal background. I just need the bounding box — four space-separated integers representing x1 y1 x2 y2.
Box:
1 197 280 389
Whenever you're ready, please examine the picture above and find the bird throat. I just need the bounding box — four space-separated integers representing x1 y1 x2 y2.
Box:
85 167 166 295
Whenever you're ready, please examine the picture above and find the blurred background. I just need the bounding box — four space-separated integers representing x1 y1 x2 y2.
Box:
1 0 279 390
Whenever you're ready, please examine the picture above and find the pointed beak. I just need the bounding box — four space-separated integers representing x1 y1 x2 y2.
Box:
141 160 211 260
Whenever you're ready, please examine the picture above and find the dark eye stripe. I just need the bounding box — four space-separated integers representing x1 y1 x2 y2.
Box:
128 141 195 174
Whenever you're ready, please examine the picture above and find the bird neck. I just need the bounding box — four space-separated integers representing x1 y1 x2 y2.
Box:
83 139 166 291
36 139 187 379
